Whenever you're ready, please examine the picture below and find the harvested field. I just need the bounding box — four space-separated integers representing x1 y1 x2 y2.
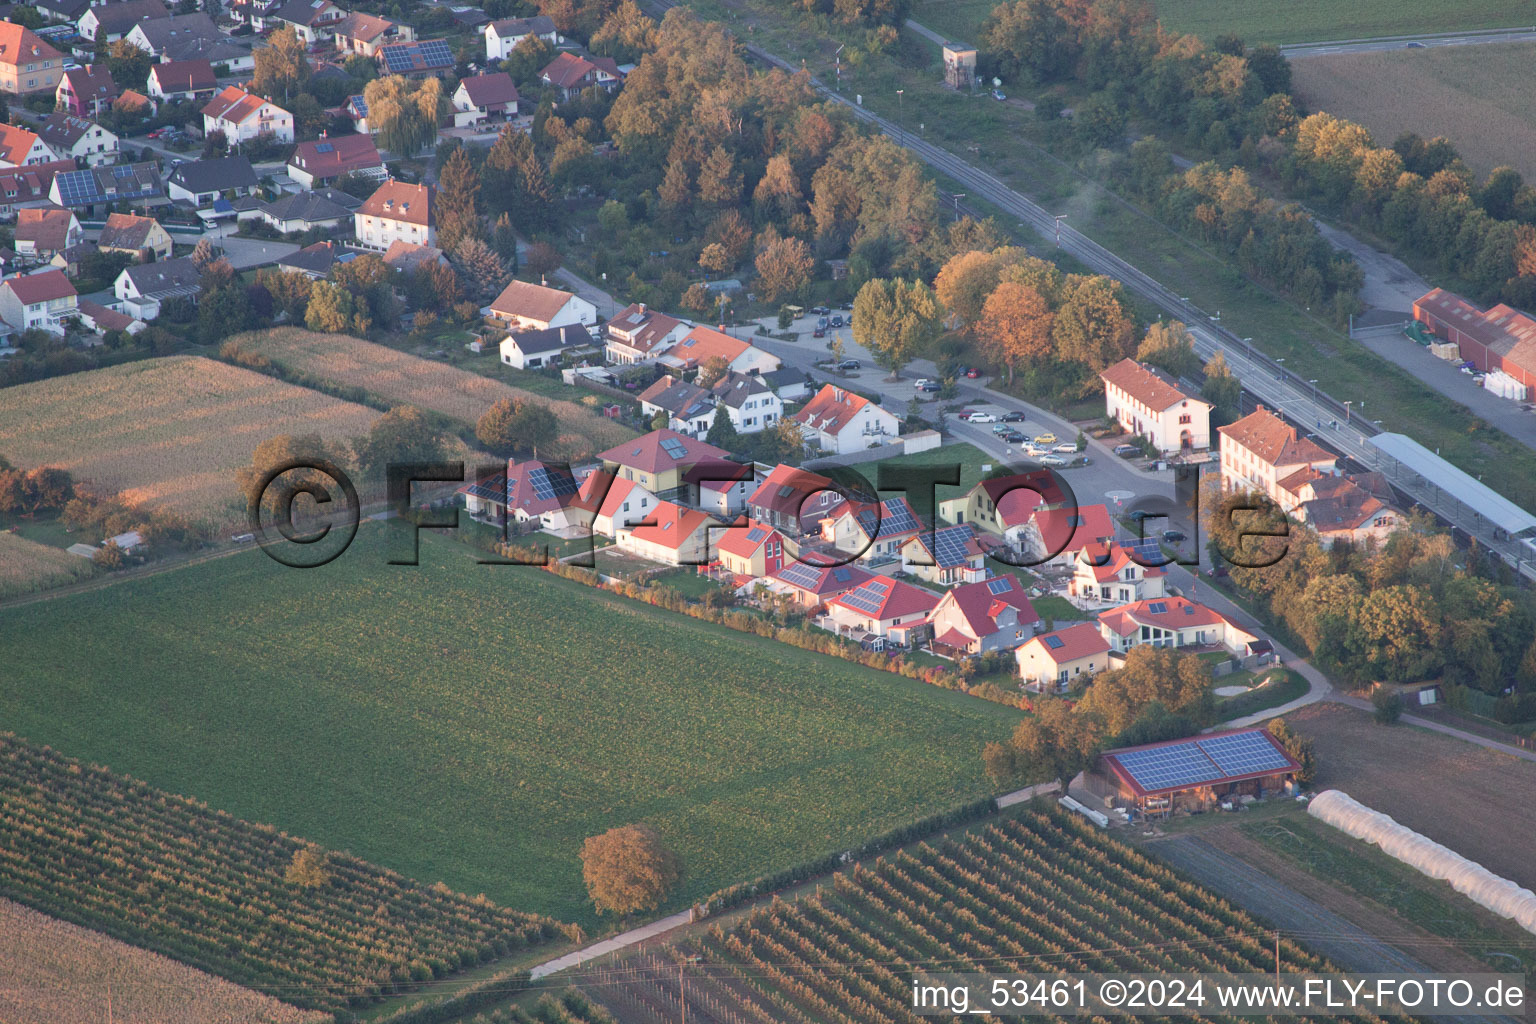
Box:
231 328 637 460
1291 43 1536 181
0 357 379 530
0 533 93 599
1288 701 1536 892
0 897 322 1024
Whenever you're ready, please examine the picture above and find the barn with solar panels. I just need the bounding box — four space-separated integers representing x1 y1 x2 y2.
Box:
1088 727 1300 817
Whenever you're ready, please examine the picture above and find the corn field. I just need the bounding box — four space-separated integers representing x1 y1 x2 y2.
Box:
0 356 378 530
0 532 93 599
0 896 325 1024
584 810 1414 1024
0 734 579 1014
232 328 637 460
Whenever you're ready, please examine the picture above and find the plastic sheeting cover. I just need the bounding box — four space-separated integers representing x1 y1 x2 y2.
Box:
1308 789 1536 934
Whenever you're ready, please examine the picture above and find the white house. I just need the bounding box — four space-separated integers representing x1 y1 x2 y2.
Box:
1100 357 1212 453
488 279 596 332
657 325 780 377
458 459 588 533
1218 405 1337 514
36 114 117 167
0 124 58 169
1096 596 1258 655
498 324 596 370
201 85 294 145
1295 473 1401 549
900 522 988 586
614 499 713 566
113 258 201 320
821 497 923 565
577 472 658 538
1016 622 1112 692
711 372 781 434
927 574 1040 655
604 302 690 364
793 383 901 455
1067 541 1168 609
483 14 558 62
825 575 940 645
13 206 81 257
355 179 434 250
639 375 716 438
452 72 518 129
0 269 76 333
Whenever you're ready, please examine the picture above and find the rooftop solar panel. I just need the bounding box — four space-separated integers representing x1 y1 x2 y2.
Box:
526 465 577 501
985 576 1013 595
1197 732 1291 777
659 437 689 460
931 524 974 567
1044 635 1063 649
1147 601 1167 613
1126 535 1164 563
840 586 886 614
832 567 851 582
744 527 766 544
1112 743 1222 792
775 561 822 588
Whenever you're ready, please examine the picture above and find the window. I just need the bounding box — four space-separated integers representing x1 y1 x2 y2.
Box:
1179 413 1191 424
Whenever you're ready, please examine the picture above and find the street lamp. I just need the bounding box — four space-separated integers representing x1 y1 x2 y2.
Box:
951 193 965 220
1343 399 1353 423
1053 214 1066 246
895 89 904 142
1242 336 1253 361
1308 378 1318 405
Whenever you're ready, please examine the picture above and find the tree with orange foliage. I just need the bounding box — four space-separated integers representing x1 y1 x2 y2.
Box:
979 281 1054 382
580 824 681 916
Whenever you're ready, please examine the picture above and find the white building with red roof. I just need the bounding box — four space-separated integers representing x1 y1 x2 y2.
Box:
458 459 589 532
927 575 1040 655
820 496 923 565
1100 357 1211 453
202 85 293 144
332 11 413 56
56 65 117 117
489 279 596 332
657 325 780 376
1018 502 1115 565
687 460 757 516
793 383 901 455
1016 622 1112 691
826 574 941 644
146 60 217 106
13 206 81 257
356 179 434 250
900 522 989 586
539 51 623 100
1068 541 1167 608
0 269 77 333
1096 595 1257 656
0 124 57 169
484 14 558 61
746 463 836 533
713 519 791 579
615 499 713 566
287 134 385 189
1218 405 1337 513
763 556 873 610
575 471 658 538
452 72 519 128
597 428 732 496
604 302 690 364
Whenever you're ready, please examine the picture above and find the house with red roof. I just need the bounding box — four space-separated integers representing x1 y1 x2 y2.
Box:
597 428 732 496
763 556 873 610
1218 405 1337 513
0 124 57 169
332 11 414 57
356 179 434 250
452 72 519 129
927 574 1040 655
0 269 77 333
1100 357 1211 453
939 470 1069 549
1016 622 1112 691
615 499 713 565
0 161 75 218
574 471 658 538
746 463 836 533
900 522 989 586
147 60 217 106
1096 595 1257 656
1018 502 1115 565
820 496 923 565
202 85 293 144
604 302 691 365
657 325 780 377
56 65 117 118
1294 472 1400 549
0 22 64 95
687 459 757 516
539 51 623 100
286 133 385 190
488 279 596 332
793 383 901 455
826 574 941 645
1068 541 1167 608
458 459 589 533
713 519 791 579
13 206 81 258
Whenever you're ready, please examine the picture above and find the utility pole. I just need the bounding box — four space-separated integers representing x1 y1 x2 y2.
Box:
1054 214 1066 246
895 89 905 142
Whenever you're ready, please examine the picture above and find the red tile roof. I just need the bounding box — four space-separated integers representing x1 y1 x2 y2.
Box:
795 383 892 436
359 179 433 226
767 559 872 597
606 302 685 354
60 65 118 104
1218 406 1334 470
149 59 215 95
459 71 518 108
0 161 72 206
830 575 940 621
540 51 596 89
714 518 783 559
624 499 711 551
1100 357 1203 411
0 23 62 69
1033 502 1113 556
14 206 75 251
939 575 1037 641
290 133 382 178
598 429 731 475
748 463 834 520
490 279 577 323
202 85 274 126
662 325 749 369
977 470 1067 529
1415 287 1536 374
1097 596 1232 638
4 269 75 303
1021 621 1109 664
0 124 40 166
1079 541 1168 583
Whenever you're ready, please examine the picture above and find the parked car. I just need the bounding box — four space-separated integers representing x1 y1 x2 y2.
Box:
1040 454 1068 467
838 359 861 371
1126 509 1156 522
1033 433 1058 445
916 381 939 393
1113 443 1140 457
812 305 830 315
813 327 825 338
817 316 829 329
1162 529 1187 543
1072 456 1093 466
992 423 1010 435
1054 442 1080 454
992 88 1007 100
965 368 981 378
969 412 998 423
1003 411 1026 422
1003 430 1027 444
830 315 844 328
956 410 975 420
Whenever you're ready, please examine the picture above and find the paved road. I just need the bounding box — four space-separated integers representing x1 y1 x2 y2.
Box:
1281 27 1536 57
1327 695 1536 763
530 909 695 980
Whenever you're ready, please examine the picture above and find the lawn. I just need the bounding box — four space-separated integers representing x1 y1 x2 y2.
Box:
1291 42 1536 181
0 527 1021 927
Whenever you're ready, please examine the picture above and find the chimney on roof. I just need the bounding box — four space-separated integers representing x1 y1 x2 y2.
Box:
833 388 844 402
637 302 645 312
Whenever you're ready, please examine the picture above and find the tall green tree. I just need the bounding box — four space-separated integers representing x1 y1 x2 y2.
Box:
851 277 942 379
252 27 311 104
352 406 448 477
435 147 481 253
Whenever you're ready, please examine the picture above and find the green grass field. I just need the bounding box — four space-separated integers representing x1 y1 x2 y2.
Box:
0 527 1020 927
908 0 1536 47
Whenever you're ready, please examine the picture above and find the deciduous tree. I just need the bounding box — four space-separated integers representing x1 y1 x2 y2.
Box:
979 280 1053 381
580 823 681 916
252 26 311 104
853 277 942 378
753 234 813 303
352 406 448 477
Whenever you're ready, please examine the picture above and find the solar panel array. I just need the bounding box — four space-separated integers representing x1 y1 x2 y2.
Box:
775 560 823 588
860 499 919 540
744 527 766 544
526 465 577 501
464 473 508 502
1043 634 1065 649
1110 732 1293 794
985 576 1014 595
840 579 890 614
1126 536 1164 563
381 38 452 72
659 437 690 461
931 525 975 567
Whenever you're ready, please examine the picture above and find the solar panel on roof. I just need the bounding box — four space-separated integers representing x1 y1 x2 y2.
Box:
985 577 1013 595
316 142 333 152
867 581 889 594
840 583 887 614
868 498 919 539
1197 732 1290 776
932 525 974 567
1126 536 1163 563
526 465 576 501
1147 601 1167 613
1112 743 1222 792
775 561 822 588
659 437 689 460
1044 635 1064 649
744 527 766 544
832 567 851 582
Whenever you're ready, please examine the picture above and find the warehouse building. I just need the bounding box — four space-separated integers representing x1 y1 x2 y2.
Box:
1413 287 1536 389
1086 727 1300 818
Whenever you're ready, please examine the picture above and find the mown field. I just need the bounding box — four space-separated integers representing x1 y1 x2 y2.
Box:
0 356 379 530
1151 0 1531 45
0 527 1021 927
0 532 93 599
1291 42 1536 181
229 328 637 460
0 897 324 1024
